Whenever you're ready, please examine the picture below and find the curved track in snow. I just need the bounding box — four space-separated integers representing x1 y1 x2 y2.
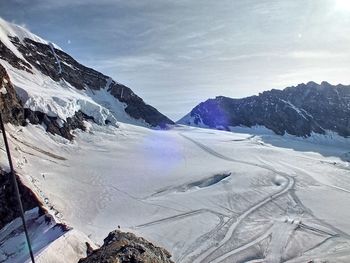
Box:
179 132 296 262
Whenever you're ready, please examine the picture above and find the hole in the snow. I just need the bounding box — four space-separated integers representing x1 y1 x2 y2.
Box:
272 175 286 186
151 173 231 197
186 173 231 189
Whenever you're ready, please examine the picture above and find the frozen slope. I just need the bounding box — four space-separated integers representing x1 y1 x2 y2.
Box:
2 122 350 262
0 207 95 263
0 17 60 60
0 18 173 129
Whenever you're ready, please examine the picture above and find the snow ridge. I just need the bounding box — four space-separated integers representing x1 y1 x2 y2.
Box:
0 17 173 130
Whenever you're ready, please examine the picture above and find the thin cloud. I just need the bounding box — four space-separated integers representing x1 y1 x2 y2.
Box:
1 0 350 120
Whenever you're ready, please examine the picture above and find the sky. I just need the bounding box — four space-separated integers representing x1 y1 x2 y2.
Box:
1 0 350 120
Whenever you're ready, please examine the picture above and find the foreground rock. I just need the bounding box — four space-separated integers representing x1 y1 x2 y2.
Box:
0 169 42 230
179 81 350 137
79 230 174 263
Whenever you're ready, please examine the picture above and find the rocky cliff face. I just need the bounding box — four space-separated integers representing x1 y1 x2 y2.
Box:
0 27 173 128
179 81 350 137
0 64 25 125
0 63 88 139
0 170 43 230
0 37 32 73
79 230 174 263
0 16 174 136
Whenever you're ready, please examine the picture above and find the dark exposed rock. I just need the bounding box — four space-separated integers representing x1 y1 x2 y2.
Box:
0 63 89 140
79 230 174 263
11 37 107 90
0 63 25 125
109 82 173 128
179 81 350 137
2 37 173 128
0 169 44 230
0 39 32 73
24 109 88 140
85 242 94 257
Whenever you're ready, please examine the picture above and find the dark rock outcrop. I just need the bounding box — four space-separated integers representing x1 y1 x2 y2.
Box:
0 39 32 73
0 63 89 140
0 169 43 230
109 82 173 128
10 37 106 89
0 63 25 125
179 81 350 137
24 109 89 140
2 36 173 128
79 230 174 263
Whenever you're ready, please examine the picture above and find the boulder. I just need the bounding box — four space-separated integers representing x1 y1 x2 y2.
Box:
79 230 174 263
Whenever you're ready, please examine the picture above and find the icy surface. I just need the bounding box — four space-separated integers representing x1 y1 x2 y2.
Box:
48 42 62 74
1 16 350 263
0 19 148 128
0 208 95 263
2 123 350 262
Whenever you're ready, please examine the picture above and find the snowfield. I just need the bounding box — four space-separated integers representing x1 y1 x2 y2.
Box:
1 16 350 263
1 122 350 262
0 208 95 263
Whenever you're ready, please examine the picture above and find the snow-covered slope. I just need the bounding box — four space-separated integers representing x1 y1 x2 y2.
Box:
0 18 173 133
1 17 350 263
2 121 350 262
0 18 60 61
0 208 95 263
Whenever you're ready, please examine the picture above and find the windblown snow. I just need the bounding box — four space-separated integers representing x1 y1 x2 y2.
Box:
0 18 61 60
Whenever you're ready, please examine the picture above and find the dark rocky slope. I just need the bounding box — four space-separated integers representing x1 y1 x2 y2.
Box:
0 170 43 230
0 63 25 125
0 64 174 263
179 81 350 137
0 63 88 139
0 36 173 128
79 230 174 263
0 64 56 228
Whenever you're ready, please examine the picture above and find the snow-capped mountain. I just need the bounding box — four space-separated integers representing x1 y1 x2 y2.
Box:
2 17 350 263
0 17 175 262
0 17 173 140
179 81 350 137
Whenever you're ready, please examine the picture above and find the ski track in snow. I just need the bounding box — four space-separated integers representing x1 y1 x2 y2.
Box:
178 132 350 262
134 209 227 229
180 132 295 262
2 124 350 263
2 17 350 262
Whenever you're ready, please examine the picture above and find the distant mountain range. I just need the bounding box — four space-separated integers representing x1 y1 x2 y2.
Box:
179 81 350 137
2 17 350 139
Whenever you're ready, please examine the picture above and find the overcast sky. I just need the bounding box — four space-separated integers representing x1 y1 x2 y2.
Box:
1 0 350 120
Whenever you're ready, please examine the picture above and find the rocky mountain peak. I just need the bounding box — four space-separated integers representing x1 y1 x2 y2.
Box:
0 63 25 125
179 82 350 137
0 18 173 132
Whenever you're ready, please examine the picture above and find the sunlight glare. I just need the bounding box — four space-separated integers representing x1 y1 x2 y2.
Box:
335 0 350 11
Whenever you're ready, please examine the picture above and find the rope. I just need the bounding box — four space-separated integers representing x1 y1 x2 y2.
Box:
0 113 35 263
